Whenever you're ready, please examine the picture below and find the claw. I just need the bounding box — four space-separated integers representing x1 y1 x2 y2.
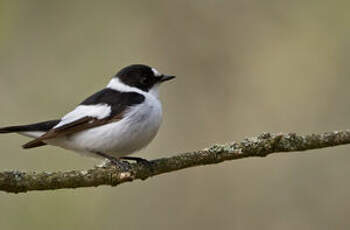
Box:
120 156 154 172
93 152 131 171
109 159 130 171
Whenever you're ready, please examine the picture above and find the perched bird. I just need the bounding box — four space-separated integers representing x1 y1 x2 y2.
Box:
0 64 175 164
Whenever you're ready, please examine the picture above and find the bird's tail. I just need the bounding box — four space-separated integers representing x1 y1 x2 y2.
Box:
0 126 29 133
0 120 60 134
0 120 61 148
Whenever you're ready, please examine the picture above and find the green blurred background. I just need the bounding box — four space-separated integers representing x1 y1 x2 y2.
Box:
1 0 350 229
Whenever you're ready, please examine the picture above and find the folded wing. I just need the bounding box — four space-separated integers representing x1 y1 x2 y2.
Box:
22 88 145 149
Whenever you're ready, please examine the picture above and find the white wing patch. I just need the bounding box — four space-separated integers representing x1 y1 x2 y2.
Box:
55 104 111 128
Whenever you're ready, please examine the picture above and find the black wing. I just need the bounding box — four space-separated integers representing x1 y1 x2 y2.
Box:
22 88 145 149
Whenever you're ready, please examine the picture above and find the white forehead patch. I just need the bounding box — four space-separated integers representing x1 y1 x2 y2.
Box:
152 68 162 77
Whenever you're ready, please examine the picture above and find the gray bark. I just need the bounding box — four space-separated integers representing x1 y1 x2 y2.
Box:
1 130 349 193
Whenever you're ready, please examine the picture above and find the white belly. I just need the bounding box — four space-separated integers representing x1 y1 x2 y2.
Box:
46 97 162 158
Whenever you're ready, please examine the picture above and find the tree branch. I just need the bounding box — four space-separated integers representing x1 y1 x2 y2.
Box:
1 130 350 194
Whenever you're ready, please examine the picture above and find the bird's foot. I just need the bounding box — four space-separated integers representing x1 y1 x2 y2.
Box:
108 159 131 171
94 152 131 171
120 156 154 172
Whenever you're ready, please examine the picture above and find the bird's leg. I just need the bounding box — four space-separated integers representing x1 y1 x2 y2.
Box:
120 156 150 164
94 152 130 171
120 156 153 171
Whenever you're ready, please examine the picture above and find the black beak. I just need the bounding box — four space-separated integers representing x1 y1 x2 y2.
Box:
160 74 176 82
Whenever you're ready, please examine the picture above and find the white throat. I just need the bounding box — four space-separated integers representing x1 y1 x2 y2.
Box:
107 78 160 98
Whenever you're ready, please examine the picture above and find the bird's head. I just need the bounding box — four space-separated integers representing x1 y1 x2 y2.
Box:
111 64 175 94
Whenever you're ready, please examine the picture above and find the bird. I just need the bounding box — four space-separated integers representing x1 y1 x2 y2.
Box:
0 64 175 165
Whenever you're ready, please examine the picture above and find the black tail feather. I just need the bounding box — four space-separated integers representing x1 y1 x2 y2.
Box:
0 120 60 134
0 126 28 133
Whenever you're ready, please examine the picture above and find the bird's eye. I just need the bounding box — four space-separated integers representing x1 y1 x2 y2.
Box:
141 77 151 85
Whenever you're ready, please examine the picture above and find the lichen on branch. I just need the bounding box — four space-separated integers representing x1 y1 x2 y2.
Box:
1 130 350 193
